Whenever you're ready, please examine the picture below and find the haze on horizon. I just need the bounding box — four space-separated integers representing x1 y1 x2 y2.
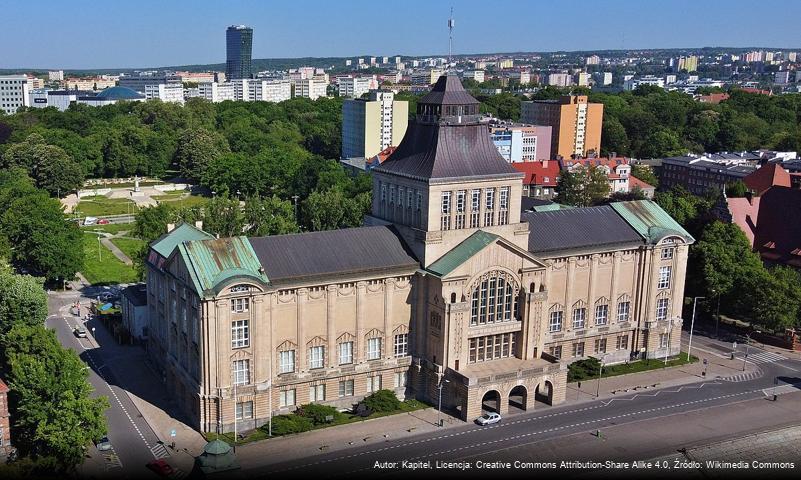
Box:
2 0 801 70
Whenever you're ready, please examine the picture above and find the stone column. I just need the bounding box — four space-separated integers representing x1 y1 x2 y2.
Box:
609 252 621 322
326 285 337 367
355 281 367 363
297 288 308 372
252 296 265 382
214 299 227 389
564 257 576 323
587 254 599 320
384 278 395 359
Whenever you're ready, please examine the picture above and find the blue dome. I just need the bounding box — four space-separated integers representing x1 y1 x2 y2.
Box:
96 86 144 100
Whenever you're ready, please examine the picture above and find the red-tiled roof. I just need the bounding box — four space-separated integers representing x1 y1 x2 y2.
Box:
629 175 655 190
375 146 397 164
740 87 772 96
561 157 629 170
698 93 730 104
512 160 561 186
727 196 760 245
0 377 8 393
744 163 791 195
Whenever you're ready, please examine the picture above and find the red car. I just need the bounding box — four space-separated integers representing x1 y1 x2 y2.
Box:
146 459 175 477
97 218 110 225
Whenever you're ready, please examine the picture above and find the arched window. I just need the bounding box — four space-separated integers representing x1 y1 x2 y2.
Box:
470 272 518 326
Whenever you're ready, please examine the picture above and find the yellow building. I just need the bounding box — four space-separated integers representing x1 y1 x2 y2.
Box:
521 95 603 159
341 90 408 159
144 76 692 432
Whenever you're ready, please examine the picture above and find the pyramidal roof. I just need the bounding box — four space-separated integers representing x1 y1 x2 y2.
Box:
374 75 521 183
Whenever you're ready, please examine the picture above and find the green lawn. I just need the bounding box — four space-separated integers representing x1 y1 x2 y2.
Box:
81 233 138 285
77 196 138 217
153 193 208 209
81 223 133 235
110 237 146 261
205 399 429 446
568 352 699 383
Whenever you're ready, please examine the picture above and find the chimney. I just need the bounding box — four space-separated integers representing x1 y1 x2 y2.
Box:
167 223 175 233
195 220 204 230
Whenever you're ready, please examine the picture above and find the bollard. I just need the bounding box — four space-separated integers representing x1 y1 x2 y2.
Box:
773 394 777 402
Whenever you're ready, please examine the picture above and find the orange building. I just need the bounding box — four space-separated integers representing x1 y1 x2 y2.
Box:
521 95 603 160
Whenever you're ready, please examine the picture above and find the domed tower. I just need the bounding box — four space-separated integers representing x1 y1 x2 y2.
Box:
367 75 527 266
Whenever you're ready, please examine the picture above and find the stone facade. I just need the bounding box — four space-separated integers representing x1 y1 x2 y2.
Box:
0 378 11 457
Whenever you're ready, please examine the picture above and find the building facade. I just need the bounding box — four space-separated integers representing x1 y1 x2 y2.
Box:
0 378 10 458
226 25 253 80
144 84 185 104
338 76 378 98
293 78 327 100
145 76 692 433
341 90 408 159
521 95 604 160
0 75 30 114
488 124 552 163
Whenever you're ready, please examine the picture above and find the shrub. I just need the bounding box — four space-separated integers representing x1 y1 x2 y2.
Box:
567 356 603 382
296 403 342 425
361 389 402 413
269 414 313 435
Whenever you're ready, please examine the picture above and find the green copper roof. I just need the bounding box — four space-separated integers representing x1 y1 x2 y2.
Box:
179 236 269 297
151 223 213 258
610 200 695 245
426 231 499 277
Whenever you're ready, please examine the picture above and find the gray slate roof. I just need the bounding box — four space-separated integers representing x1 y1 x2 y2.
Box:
375 121 522 181
523 205 643 254
248 225 419 284
418 75 480 106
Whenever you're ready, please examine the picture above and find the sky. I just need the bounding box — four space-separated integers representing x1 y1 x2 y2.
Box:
3 0 801 70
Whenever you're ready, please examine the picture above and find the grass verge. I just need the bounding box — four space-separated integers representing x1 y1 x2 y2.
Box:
77 196 138 217
568 352 699 383
80 233 138 285
110 237 146 261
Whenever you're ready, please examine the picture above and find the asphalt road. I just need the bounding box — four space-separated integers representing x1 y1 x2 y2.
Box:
48 287 163 478
244 331 801 479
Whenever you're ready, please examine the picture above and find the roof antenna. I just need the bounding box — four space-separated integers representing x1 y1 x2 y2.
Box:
448 7 455 68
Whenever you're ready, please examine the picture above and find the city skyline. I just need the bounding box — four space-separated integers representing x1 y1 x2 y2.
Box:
2 0 801 70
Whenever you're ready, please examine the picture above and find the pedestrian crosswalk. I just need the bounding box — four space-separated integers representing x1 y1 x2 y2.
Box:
741 350 786 365
723 370 761 383
103 451 123 470
150 442 170 459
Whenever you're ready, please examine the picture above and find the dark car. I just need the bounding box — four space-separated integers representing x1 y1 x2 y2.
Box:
146 459 175 477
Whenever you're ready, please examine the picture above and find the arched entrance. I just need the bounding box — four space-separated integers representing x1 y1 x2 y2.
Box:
481 390 501 413
534 380 554 405
508 385 528 412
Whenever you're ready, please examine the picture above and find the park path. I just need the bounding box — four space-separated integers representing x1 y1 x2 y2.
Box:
100 237 133 266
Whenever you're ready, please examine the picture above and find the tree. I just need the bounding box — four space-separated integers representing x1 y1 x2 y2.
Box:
203 195 244 238
3 324 108 469
133 203 175 244
724 180 749 198
0 268 48 337
243 196 299 237
554 165 610 207
175 128 230 180
302 188 369 231
630 164 658 188
1 133 84 196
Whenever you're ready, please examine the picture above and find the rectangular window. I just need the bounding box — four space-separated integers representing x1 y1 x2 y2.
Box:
470 189 481 228
572 342 585 358
236 401 253 420
617 301 630 323
441 191 451 214
484 189 495 226
339 341 353 365
498 187 509 225
230 297 249 313
658 266 672 289
394 371 407 388
594 338 607 354
456 190 466 213
279 389 296 407
661 248 674 260
279 350 296 374
338 379 354 397
309 346 325 369
367 337 382 360
231 320 249 349
595 304 609 326
656 298 669 320
616 335 629 350
309 384 325 402
659 333 669 349
394 333 408 357
549 345 562 359
232 359 250 385
572 308 586 329
549 311 563 332
367 375 382 393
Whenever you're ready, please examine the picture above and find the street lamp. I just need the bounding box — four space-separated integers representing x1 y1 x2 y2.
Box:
687 296 705 362
596 354 606 398
437 378 450 427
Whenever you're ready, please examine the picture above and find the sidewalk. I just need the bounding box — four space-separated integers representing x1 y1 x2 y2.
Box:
231 348 757 468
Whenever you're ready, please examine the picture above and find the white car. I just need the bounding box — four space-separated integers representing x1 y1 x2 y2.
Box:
475 412 502 426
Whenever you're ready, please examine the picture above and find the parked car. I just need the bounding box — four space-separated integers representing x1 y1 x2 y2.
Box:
83 216 98 226
475 412 502 426
146 459 175 477
96 436 112 451
74 326 88 338
97 218 110 225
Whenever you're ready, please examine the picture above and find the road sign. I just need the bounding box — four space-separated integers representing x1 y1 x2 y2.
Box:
170 429 176 438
